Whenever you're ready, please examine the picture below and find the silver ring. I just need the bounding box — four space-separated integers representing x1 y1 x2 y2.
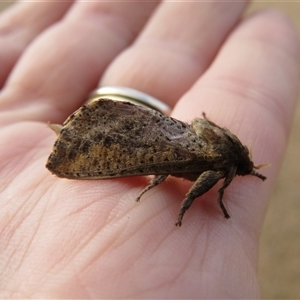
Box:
87 86 171 115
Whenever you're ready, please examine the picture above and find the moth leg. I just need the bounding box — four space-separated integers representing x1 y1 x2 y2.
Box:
217 166 237 219
176 171 223 227
202 112 221 128
136 174 168 202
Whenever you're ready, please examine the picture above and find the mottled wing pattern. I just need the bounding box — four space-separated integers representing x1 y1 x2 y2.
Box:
46 99 208 179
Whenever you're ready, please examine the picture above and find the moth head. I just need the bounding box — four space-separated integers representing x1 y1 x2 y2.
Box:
236 146 269 181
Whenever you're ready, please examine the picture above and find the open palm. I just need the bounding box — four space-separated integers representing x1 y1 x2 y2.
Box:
0 2 299 298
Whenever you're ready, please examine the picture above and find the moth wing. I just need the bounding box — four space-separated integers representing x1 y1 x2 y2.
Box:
46 99 207 179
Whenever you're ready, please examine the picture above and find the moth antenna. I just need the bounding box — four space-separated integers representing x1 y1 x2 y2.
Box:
251 163 270 181
251 170 267 181
254 163 271 170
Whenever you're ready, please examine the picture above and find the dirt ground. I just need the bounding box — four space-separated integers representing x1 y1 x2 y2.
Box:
0 1 299 299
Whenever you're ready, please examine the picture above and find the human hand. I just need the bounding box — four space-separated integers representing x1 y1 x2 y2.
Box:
0 1 299 298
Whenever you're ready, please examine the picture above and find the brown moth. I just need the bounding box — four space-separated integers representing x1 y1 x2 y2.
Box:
46 98 267 226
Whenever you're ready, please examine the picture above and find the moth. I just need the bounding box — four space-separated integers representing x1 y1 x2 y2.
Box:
46 98 267 226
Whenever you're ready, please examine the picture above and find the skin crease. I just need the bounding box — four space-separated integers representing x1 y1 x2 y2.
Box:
0 1 299 298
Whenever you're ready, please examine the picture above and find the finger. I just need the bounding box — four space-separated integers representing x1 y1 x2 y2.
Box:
0 1 160 125
101 1 249 107
0 1 74 88
173 10 299 230
158 11 299 299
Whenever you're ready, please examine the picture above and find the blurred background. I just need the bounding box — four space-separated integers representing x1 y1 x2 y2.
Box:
0 1 299 298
